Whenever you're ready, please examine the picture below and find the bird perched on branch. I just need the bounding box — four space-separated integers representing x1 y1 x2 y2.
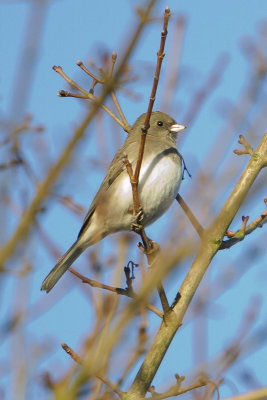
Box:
41 111 186 293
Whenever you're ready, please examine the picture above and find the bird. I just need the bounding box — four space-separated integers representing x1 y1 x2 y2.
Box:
41 111 186 293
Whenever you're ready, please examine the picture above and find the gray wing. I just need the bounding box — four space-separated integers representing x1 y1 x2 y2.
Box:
77 143 128 238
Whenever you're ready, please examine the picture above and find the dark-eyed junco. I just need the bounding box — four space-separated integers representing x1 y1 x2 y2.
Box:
41 111 185 292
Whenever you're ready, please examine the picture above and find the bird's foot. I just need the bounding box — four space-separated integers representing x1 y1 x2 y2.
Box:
131 207 144 233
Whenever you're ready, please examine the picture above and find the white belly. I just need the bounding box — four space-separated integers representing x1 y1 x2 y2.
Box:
139 154 182 225
108 153 182 230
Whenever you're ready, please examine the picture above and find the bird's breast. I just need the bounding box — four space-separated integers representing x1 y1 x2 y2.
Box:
137 151 182 225
100 148 182 232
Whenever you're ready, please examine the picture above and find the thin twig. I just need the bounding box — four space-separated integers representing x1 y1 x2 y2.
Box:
76 59 104 83
77 54 130 132
124 7 171 262
176 194 204 237
156 283 170 315
96 375 123 397
61 343 83 364
220 198 267 249
68 267 163 318
147 376 207 400
126 7 172 314
234 134 254 156
111 91 131 132
61 343 124 397
108 52 117 77
57 88 126 130
134 7 171 188
53 65 88 95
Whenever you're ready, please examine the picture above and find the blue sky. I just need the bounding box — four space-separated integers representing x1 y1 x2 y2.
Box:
1 0 267 399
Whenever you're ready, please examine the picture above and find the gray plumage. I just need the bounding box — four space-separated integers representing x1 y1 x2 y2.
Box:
41 111 185 293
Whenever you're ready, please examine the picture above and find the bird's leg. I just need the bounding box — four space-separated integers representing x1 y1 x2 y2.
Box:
131 206 144 233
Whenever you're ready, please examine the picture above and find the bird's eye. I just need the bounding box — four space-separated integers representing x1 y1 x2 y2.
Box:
157 121 163 126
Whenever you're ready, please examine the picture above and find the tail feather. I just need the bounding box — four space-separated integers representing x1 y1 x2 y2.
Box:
41 241 83 293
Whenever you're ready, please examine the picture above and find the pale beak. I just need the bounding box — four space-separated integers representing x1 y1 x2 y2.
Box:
169 123 186 134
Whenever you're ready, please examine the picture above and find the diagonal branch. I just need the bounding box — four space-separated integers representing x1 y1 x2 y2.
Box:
176 194 204 237
127 131 267 398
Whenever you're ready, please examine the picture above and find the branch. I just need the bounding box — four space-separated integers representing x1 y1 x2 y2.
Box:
127 131 267 398
54 65 128 131
62 343 124 397
133 7 171 189
220 199 267 249
122 8 171 317
234 134 254 156
68 267 163 318
176 194 204 237
125 6 171 221
61 342 83 364
146 375 207 400
78 54 131 132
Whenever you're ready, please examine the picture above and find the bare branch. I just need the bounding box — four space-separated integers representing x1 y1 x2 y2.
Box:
146 375 207 400
61 342 83 364
220 198 267 249
68 267 163 318
176 194 204 237
76 59 104 84
234 134 254 156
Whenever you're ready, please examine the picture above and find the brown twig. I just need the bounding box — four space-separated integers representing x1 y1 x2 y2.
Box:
125 7 172 314
108 52 131 130
53 65 88 94
76 59 104 84
57 88 126 130
54 60 131 131
61 343 123 397
220 198 267 249
96 375 123 397
61 342 83 364
134 7 171 189
147 375 207 400
68 267 163 318
77 54 131 132
111 91 131 132
123 155 140 213
234 134 254 156
176 194 204 237
156 283 170 315
108 52 117 77
124 7 171 264
225 215 249 238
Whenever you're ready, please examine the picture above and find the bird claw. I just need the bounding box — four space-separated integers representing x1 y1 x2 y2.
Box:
131 207 144 233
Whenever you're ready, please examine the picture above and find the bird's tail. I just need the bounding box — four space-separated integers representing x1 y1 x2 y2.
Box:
41 241 83 293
